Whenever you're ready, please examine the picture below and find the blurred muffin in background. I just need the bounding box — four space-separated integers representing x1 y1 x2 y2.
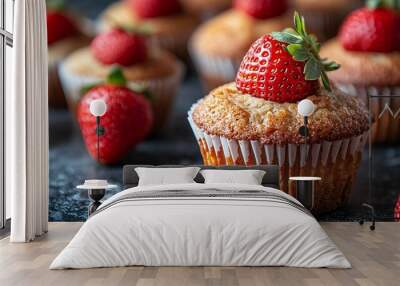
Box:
320 1 400 143
190 0 291 92
58 28 184 132
47 0 92 108
180 0 231 20
98 0 198 60
292 0 361 41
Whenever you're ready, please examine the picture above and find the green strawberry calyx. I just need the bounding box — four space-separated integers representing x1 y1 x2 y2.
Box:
46 0 66 11
271 11 340 92
80 67 153 102
121 23 153 36
367 0 400 9
107 67 128 86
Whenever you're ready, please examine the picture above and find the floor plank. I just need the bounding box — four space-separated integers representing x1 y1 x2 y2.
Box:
0 222 399 286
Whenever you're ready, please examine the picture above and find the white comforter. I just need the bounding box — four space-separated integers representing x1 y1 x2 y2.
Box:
50 183 350 269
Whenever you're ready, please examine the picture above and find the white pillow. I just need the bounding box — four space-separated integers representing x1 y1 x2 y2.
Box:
200 169 266 185
135 167 201 186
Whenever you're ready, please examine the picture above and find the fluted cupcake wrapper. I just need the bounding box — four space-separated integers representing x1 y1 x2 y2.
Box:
188 102 368 213
189 44 241 91
58 60 184 131
337 84 400 144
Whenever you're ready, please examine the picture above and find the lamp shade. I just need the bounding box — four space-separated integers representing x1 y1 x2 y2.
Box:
89 99 107 117
297 99 315 117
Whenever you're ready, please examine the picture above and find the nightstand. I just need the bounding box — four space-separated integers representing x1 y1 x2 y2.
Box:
77 180 117 216
289 177 321 210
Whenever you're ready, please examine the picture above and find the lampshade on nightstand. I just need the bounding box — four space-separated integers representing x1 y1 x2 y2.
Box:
77 180 117 216
90 99 107 117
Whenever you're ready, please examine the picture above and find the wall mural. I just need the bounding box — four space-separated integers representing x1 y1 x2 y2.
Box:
47 0 400 222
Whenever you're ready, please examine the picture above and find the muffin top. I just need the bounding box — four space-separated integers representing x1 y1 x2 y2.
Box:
192 83 369 144
48 35 90 65
191 9 290 58
64 47 180 81
320 39 400 86
292 0 359 11
99 2 198 37
181 0 230 15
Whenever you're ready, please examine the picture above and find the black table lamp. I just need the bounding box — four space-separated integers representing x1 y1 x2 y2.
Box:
89 99 107 162
294 99 318 210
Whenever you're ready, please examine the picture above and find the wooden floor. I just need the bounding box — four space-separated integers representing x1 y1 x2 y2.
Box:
0 222 399 286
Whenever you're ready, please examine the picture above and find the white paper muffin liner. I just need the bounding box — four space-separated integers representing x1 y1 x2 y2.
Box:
58 60 184 130
189 43 241 91
336 84 400 143
188 101 368 212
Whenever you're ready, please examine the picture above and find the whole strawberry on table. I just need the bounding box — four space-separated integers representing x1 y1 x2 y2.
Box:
77 68 153 165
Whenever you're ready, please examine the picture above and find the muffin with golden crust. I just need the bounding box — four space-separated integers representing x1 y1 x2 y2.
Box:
98 0 198 60
320 2 400 143
47 2 92 108
181 0 231 19
190 0 291 92
292 0 361 41
188 13 369 213
59 28 183 131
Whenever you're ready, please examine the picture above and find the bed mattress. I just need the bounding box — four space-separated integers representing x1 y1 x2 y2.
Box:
50 183 350 269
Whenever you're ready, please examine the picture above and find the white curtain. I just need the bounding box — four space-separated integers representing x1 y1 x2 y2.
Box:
7 0 49 242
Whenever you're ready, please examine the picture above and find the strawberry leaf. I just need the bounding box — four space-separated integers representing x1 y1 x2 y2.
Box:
46 0 65 11
80 82 101 96
367 0 400 9
271 32 303 44
107 67 127 86
287 44 309 61
320 71 332 92
273 11 340 93
304 58 321 80
122 24 153 36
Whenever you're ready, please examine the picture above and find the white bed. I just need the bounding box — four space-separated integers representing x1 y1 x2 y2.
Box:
50 181 350 269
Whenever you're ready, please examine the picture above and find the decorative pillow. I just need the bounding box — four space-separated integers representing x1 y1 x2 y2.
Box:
135 167 201 186
200 169 266 185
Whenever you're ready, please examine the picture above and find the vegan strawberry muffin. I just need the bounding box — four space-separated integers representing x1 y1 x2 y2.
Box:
59 28 183 131
47 0 92 108
188 12 369 213
190 0 291 91
292 0 361 41
98 0 198 60
320 0 400 143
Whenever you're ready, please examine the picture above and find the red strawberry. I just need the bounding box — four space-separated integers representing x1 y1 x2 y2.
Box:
236 12 339 103
91 28 148 66
77 69 153 164
339 7 399 53
236 34 319 102
127 0 182 18
47 10 78 45
234 0 288 19
395 194 400 222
